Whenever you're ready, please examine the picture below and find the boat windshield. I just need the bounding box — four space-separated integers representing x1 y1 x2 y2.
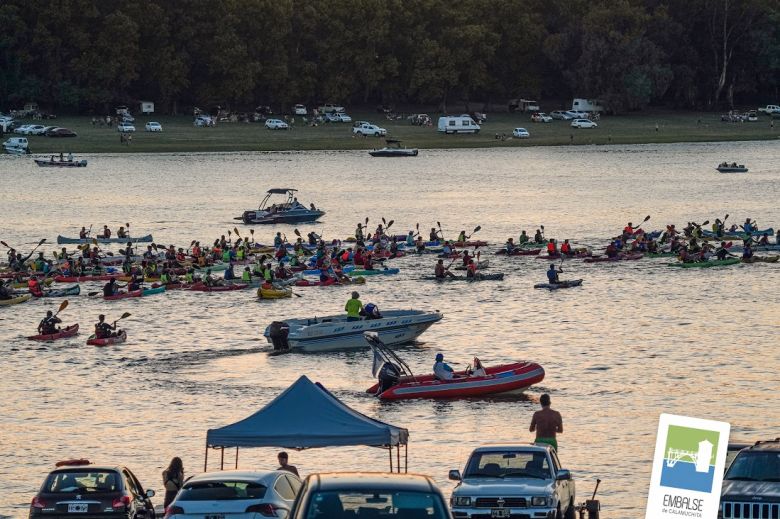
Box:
464 451 551 479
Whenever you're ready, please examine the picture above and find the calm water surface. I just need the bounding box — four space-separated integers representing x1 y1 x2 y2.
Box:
1 143 779 517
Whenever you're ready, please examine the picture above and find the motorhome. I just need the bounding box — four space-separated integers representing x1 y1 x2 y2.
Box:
571 98 604 113
437 115 481 134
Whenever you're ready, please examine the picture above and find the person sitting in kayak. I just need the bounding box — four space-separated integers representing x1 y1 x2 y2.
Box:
0 281 14 300
546 239 558 256
38 310 62 335
361 302 382 320
560 240 572 256
622 222 634 239
441 241 453 256
547 264 562 284
519 230 530 245
223 263 236 280
466 259 478 278
405 231 415 247
95 314 119 339
363 253 375 271
742 243 754 259
457 230 467 243
742 218 755 234
415 235 426 252
102 225 111 239
28 275 44 297
355 224 365 242
715 242 736 261
462 250 473 265
758 233 769 246
79 227 88 239
127 273 143 291
434 353 458 381
435 259 455 279
429 227 440 242
204 269 222 287
274 232 284 248
505 238 515 253
605 242 619 258
117 226 127 239
534 229 544 243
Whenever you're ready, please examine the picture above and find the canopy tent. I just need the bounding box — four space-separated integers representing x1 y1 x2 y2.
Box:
205 375 409 472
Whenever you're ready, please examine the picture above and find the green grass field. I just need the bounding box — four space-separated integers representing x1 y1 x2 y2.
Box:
14 109 780 154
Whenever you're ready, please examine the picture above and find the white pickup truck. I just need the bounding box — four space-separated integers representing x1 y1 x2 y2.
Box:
757 105 780 114
449 444 576 519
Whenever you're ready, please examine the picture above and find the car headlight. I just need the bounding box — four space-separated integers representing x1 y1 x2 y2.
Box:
452 496 472 507
531 496 550 507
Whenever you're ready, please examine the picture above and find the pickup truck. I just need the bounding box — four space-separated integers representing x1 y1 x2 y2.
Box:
758 105 780 114
449 444 576 519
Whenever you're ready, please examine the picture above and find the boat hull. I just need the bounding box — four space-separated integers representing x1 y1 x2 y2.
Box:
28 324 79 341
35 159 87 168
369 148 418 157
57 234 153 244
87 330 127 346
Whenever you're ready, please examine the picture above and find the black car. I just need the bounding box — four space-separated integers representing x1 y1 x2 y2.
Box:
719 438 780 519
30 460 155 518
289 472 453 519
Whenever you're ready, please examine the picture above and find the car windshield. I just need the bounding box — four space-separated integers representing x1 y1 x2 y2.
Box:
44 470 120 493
305 490 447 519
725 452 780 482
464 451 551 479
178 480 267 500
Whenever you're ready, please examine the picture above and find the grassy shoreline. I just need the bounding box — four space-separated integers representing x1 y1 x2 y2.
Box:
10 109 779 154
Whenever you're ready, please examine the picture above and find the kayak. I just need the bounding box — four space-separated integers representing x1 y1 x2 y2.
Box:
57 234 153 244
303 265 355 276
54 274 122 282
11 278 55 289
454 260 489 270
294 277 366 287
87 330 127 346
258 286 293 299
535 252 591 260
702 228 773 239
28 324 79 341
349 268 399 276
647 252 676 258
36 285 81 297
534 279 583 290
142 286 166 296
741 255 779 264
422 240 489 248
0 294 32 306
669 258 741 268
149 282 193 290
188 283 248 292
424 273 505 281
583 253 644 263
104 290 142 301
495 248 542 256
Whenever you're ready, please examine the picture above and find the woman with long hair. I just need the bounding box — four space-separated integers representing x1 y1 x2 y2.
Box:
162 457 184 509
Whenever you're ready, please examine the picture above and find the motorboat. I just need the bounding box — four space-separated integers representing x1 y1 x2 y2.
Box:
4 145 30 155
364 333 545 400
35 158 87 167
263 309 442 353
716 162 748 173
235 188 325 224
369 139 419 157
56 234 153 244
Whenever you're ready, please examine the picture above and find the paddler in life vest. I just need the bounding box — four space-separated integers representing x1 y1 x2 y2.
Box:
355 224 365 242
715 242 736 261
466 259 478 278
622 222 634 239
241 267 252 283
441 241 453 256
742 218 755 234
28 275 44 297
457 230 467 243
435 259 455 279
560 240 572 256
605 242 619 259
546 239 558 256
38 310 61 335
94 314 119 339
519 230 530 245
547 264 562 284
274 232 284 248
223 263 236 281
433 353 458 381
204 269 222 287
534 229 544 244
742 242 754 259
405 231 415 247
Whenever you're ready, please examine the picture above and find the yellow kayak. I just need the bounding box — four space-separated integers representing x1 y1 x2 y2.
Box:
11 278 54 289
0 294 32 306
258 286 293 299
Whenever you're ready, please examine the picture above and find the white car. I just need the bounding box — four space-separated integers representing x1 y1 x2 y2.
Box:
265 118 290 130
531 113 552 123
550 111 573 120
566 110 586 119
14 124 33 134
293 104 307 115
23 124 46 135
326 112 352 123
353 122 387 136
165 470 302 519
512 127 530 138
145 122 162 132
450 444 576 519
571 119 597 129
194 116 214 127
117 122 136 132
319 103 345 113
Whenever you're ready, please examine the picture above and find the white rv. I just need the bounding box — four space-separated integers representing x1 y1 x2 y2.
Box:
571 98 604 113
437 115 481 134
140 101 155 114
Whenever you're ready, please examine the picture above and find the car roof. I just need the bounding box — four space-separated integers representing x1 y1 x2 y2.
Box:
309 473 437 492
49 465 125 473
746 438 780 451
471 444 552 453
185 470 289 484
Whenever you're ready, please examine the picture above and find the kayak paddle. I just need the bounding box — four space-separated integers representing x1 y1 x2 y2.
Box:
467 225 482 239
55 299 68 316
113 312 131 324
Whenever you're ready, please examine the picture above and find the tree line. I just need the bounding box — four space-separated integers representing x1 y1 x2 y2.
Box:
0 0 777 114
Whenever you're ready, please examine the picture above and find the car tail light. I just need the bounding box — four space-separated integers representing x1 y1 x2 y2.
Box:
112 495 131 509
164 505 184 518
246 503 279 516
31 496 46 509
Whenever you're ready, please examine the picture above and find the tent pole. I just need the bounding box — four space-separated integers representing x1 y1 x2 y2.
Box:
397 445 401 473
221 447 225 470
388 446 393 472
204 440 209 472
235 447 239 469
404 443 408 473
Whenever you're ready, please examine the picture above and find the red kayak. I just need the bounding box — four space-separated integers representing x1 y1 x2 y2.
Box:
452 240 488 247
28 324 80 342
495 248 542 256
103 290 142 301
87 330 127 346
55 274 123 282
583 253 644 263
535 252 591 260
294 278 338 287
188 283 248 292
368 361 545 400
149 282 192 290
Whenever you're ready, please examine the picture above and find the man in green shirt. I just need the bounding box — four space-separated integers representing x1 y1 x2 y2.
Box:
345 291 363 321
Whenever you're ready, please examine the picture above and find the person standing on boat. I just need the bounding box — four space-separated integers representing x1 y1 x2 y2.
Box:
67 152 73 162
530 394 563 451
345 291 363 321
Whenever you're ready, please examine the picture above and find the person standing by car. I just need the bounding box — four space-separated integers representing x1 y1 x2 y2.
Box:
530 394 563 451
277 452 299 476
162 457 184 508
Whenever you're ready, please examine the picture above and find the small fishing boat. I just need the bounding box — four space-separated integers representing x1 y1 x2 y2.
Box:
35 158 88 168
369 139 418 157
364 333 545 400
263 309 442 353
235 188 325 224
716 162 748 173
56 234 153 244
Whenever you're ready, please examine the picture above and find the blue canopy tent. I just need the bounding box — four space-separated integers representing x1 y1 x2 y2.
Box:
205 375 409 472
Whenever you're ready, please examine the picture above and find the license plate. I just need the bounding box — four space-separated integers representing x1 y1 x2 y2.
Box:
67 504 88 513
205 515 225 519
491 509 509 518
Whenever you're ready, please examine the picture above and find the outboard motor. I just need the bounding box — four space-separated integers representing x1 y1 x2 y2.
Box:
268 321 290 351
377 362 401 394
242 210 255 224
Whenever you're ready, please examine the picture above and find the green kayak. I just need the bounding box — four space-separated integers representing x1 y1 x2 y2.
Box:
142 286 166 296
669 258 741 268
349 268 400 276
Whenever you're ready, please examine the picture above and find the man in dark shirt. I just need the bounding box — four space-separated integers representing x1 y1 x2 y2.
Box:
529 394 563 451
277 451 299 476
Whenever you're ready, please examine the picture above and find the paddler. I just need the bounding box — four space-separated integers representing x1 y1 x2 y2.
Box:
405 231 415 247
622 222 634 239
274 232 284 248
518 230 530 245
242 266 252 283
546 239 558 256
435 259 455 279
457 230 467 243
204 268 221 287
742 243 754 259
560 239 572 256
223 263 236 280
441 241 453 256
38 310 61 335
534 229 544 243
0 281 14 300
462 250 473 266
27 275 44 297
102 225 111 238
505 237 515 253
79 227 88 239
429 227 440 242
546 264 562 284
715 242 736 261
355 224 365 242
605 242 619 258
34 252 46 271
94 314 119 339
742 218 755 234
758 233 770 246
465 258 478 278
103 278 119 296
415 236 426 252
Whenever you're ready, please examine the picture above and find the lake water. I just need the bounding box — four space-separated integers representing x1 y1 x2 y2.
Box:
1 142 779 517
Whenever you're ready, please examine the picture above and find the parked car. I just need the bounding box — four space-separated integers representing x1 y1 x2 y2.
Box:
353 122 387 136
46 128 77 137
194 116 214 127
531 113 553 123
325 112 352 123
408 113 432 126
719 438 780 519
27 125 48 135
293 104 307 115
165 470 301 519
319 103 345 113
145 122 162 132
550 110 574 120
289 473 453 519
14 124 34 134
512 127 530 138
265 118 290 130
566 110 586 119
29 459 155 519
571 119 598 129
449 444 576 519
117 122 136 133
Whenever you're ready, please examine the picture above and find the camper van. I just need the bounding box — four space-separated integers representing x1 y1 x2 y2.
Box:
437 115 481 134
571 98 604 113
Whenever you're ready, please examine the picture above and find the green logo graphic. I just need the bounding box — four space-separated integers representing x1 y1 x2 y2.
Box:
660 425 720 492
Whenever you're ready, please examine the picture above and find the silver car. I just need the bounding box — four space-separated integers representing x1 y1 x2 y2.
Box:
166 470 302 518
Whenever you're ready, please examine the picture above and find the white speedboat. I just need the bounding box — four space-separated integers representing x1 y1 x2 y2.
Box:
235 188 325 224
263 309 442 352
369 139 418 157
